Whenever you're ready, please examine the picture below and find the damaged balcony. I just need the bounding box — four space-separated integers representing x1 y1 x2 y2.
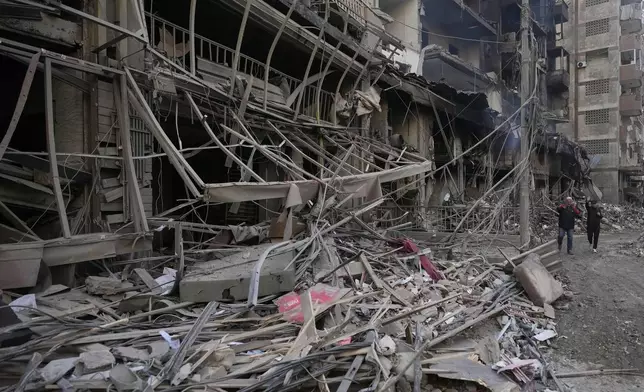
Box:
554 1 569 24
147 13 336 123
546 69 570 93
620 64 643 88
420 46 494 93
542 106 569 123
620 48 642 88
311 0 366 30
0 2 80 51
620 3 643 34
422 0 497 39
619 92 643 117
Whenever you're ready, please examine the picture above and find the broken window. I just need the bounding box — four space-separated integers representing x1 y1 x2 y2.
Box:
621 49 640 65
585 18 610 36
585 109 610 124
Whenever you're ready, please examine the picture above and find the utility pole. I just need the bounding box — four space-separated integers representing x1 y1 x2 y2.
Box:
519 0 531 248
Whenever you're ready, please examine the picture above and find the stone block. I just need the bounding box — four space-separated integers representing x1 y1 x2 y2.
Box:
180 244 296 302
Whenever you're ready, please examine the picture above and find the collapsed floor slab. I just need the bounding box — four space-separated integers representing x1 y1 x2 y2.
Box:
180 243 297 302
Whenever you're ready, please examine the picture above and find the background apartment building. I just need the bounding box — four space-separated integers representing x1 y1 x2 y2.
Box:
371 0 591 203
562 0 644 203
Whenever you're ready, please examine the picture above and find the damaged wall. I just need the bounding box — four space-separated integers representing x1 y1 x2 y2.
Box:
381 0 421 72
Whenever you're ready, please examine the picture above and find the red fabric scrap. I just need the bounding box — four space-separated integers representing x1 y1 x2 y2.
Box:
400 239 443 281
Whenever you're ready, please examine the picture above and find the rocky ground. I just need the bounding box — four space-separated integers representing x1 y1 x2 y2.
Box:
550 231 644 391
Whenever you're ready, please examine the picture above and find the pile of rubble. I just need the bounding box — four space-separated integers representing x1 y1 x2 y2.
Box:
530 202 644 242
1 210 612 392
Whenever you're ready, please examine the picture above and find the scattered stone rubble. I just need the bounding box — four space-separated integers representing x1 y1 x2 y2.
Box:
0 214 641 391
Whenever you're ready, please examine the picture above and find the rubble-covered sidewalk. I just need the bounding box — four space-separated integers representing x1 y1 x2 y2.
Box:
6 205 641 392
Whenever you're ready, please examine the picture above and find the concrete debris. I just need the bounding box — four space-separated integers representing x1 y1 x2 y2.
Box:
0 220 581 392
113 346 150 361
180 244 297 302
110 364 144 392
2 0 643 391
377 335 397 356
514 254 564 306
429 358 520 392
85 276 134 296
77 350 116 373
38 357 78 383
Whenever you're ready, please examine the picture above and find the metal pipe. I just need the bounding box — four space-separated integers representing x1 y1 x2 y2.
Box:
229 0 253 97
247 240 304 307
189 0 197 75
316 11 346 124
44 58 72 238
263 0 299 110
293 2 329 120
519 0 532 248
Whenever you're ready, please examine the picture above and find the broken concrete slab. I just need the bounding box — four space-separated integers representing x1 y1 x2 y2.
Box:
394 351 416 382
38 357 79 383
196 366 227 382
513 254 563 306
430 358 520 392
85 276 133 296
113 346 149 361
475 336 501 365
180 244 296 302
110 364 143 391
146 341 171 360
77 351 115 373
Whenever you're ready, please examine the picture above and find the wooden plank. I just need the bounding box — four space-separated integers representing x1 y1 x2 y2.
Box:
98 146 118 156
0 222 40 243
102 186 124 202
101 177 121 189
105 213 125 224
134 268 161 294
98 88 114 109
98 113 114 127
3 152 92 184
0 162 33 180
44 58 71 238
100 201 124 212
0 200 40 239
0 52 41 162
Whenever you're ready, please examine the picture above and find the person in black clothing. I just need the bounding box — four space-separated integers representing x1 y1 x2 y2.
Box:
586 200 602 253
557 196 582 255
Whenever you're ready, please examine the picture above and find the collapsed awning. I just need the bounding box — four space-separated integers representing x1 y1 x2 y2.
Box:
204 161 432 203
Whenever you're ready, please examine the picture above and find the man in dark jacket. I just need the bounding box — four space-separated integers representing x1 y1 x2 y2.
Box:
586 200 602 253
557 196 581 255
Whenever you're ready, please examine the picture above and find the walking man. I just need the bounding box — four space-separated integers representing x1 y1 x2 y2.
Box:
586 199 602 253
557 196 581 255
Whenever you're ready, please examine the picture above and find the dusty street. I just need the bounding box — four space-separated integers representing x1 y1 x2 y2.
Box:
550 231 644 391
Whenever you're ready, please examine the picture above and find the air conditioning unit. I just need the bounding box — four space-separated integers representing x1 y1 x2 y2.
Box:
577 61 587 68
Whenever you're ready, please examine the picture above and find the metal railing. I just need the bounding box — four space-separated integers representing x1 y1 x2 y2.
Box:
371 205 520 234
311 0 365 25
145 12 335 122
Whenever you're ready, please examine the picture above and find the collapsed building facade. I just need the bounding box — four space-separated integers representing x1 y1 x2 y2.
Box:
376 0 595 205
0 0 591 287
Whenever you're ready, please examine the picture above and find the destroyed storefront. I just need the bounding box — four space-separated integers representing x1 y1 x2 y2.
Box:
1 2 641 392
0 0 451 288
